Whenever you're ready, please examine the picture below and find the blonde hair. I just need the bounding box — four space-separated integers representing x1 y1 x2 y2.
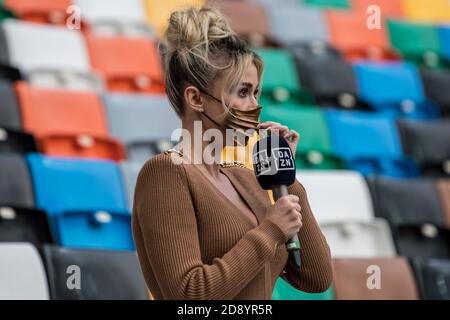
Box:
160 6 264 117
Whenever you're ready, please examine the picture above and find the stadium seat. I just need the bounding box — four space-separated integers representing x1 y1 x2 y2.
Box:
0 80 20 130
102 93 180 164
261 2 328 46
255 48 313 106
0 25 9 64
420 69 450 117
2 19 101 91
325 110 419 177
41 245 148 300
351 0 404 19
0 243 49 299
3 0 71 25
85 34 164 93
326 10 398 61
0 128 37 154
368 177 445 226
0 153 35 208
436 180 450 228
120 161 142 211
27 153 133 250
210 0 272 47
332 257 419 299
75 0 151 37
16 82 126 161
143 0 206 36
353 62 439 118
261 105 343 169
439 26 450 64
411 258 450 300
272 277 334 300
295 50 358 109
368 177 450 258
303 0 350 9
387 19 444 68
297 170 396 257
397 119 450 177
402 0 450 24
0 207 53 245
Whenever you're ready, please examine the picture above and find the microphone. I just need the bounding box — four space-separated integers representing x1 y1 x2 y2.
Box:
252 132 301 270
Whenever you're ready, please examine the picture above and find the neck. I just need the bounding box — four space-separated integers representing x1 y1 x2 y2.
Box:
178 117 224 177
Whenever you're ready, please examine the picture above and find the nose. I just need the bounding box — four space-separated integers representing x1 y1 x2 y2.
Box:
249 95 260 109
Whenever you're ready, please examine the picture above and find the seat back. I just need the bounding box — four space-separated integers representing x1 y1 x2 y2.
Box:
4 0 71 25
0 242 49 299
42 245 148 299
333 257 419 299
0 80 20 130
411 258 450 300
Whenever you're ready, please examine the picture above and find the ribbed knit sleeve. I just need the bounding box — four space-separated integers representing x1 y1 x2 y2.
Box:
132 154 288 300
281 179 333 293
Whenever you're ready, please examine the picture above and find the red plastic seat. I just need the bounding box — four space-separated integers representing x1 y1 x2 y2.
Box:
85 34 164 93
3 0 72 25
16 82 125 161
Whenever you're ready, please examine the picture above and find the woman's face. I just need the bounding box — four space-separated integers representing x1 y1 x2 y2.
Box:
207 62 261 116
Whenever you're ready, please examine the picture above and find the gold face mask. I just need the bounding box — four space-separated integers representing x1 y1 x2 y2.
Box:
200 91 262 146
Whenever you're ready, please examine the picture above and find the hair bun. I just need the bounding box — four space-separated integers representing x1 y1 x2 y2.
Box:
163 6 234 53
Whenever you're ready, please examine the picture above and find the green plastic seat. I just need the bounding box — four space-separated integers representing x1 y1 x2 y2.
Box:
255 48 314 106
0 1 14 21
387 19 446 69
260 104 345 170
302 0 350 10
272 277 335 300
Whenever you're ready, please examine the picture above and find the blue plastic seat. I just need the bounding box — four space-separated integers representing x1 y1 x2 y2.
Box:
353 62 439 119
26 153 132 250
325 110 419 177
439 25 450 63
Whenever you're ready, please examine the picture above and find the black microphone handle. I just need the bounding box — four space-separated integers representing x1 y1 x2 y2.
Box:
272 185 302 271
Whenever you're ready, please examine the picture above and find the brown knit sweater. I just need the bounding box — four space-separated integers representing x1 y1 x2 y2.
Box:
132 152 333 300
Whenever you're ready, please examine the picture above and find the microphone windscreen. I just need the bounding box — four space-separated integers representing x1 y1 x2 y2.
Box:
252 132 296 190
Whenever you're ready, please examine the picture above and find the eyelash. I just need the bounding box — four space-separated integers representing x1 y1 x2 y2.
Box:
238 88 259 98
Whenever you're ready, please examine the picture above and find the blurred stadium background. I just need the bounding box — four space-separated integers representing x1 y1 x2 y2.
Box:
0 0 450 300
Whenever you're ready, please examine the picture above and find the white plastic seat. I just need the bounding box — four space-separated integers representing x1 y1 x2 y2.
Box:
2 19 101 91
0 243 49 300
321 220 396 258
75 0 152 36
296 170 374 223
297 170 396 257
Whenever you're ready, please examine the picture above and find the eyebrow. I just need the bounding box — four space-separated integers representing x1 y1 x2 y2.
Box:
240 82 260 89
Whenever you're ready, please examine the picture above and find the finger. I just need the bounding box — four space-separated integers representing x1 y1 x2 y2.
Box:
283 130 300 141
258 121 281 129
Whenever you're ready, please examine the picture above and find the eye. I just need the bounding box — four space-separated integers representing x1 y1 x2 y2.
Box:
254 89 259 98
238 87 248 98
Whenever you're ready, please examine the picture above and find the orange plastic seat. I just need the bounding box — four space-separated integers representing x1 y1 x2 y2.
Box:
16 82 125 161
403 0 450 23
326 11 399 61
85 34 164 94
3 0 72 25
351 0 404 19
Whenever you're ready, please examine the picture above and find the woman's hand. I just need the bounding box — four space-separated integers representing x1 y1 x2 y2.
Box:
265 194 302 241
258 121 300 157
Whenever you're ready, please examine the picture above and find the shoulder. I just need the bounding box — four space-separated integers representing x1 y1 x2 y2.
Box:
136 151 188 186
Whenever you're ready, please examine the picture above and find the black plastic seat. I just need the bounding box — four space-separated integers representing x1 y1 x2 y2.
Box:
0 25 8 65
397 119 450 177
41 245 148 300
0 207 53 245
411 258 450 300
0 153 35 208
0 80 21 130
0 128 37 154
421 69 450 117
293 43 359 109
368 177 450 258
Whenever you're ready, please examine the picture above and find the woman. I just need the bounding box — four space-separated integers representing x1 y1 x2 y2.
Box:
132 6 332 300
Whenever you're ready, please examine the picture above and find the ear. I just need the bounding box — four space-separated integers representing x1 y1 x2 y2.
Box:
184 86 204 112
